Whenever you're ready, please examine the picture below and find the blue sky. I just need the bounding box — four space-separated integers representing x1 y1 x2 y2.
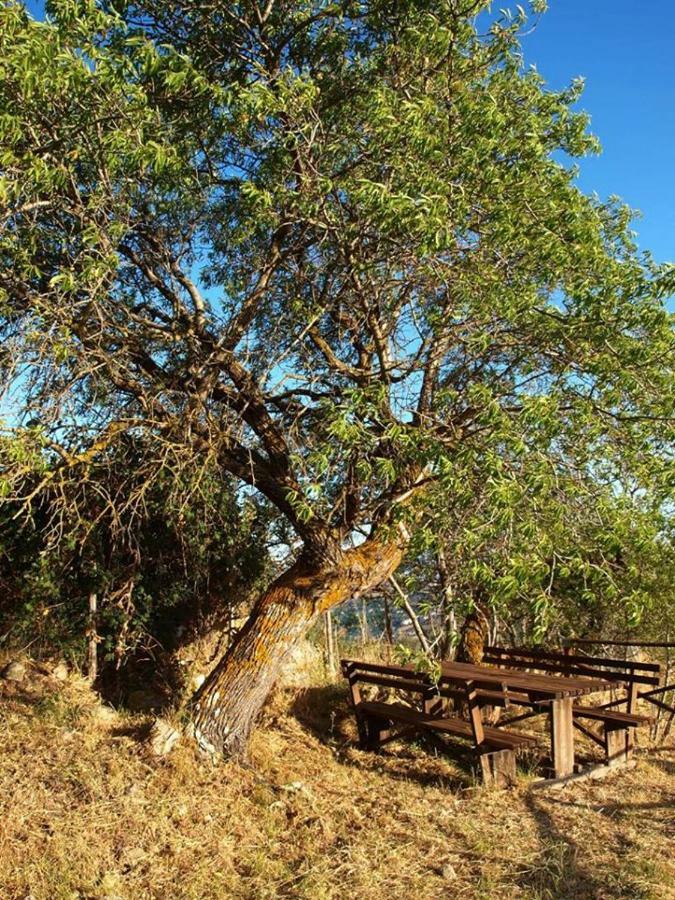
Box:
509 1 674 267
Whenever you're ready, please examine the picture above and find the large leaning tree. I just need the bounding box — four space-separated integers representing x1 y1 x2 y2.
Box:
1 0 673 755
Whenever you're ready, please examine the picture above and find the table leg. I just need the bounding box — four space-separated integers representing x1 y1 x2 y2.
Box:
549 697 574 778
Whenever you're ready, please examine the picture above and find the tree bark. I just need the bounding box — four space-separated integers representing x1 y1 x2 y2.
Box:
189 538 403 757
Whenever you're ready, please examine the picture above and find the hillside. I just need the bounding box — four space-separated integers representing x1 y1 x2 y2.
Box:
0 660 673 900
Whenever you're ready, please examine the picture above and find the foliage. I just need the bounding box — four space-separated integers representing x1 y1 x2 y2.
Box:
0 0 673 657
394 466 675 651
0 435 277 665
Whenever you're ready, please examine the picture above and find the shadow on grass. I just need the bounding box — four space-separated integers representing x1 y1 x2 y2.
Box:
517 791 612 899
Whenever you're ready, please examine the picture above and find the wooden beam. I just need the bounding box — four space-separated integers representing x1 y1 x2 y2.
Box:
550 697 575 778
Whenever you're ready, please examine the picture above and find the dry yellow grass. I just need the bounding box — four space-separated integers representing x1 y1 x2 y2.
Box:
0 660 673 900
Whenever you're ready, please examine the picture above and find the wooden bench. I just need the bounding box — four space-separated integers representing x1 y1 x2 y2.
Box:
341 659 538 786
484 646 659 764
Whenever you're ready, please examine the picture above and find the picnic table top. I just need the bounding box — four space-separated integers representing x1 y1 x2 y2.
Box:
438 659 615 698
343 657 616 699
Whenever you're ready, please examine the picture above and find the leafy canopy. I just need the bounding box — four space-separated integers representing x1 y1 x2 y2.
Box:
0 0 673 565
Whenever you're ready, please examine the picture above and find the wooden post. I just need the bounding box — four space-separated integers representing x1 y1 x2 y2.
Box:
605 725 629 767
626 679 639 713
549 697 574 778
323 610 336 677
480 749 516 788
359 598 370 646
465 680 485 746
87 592 98 682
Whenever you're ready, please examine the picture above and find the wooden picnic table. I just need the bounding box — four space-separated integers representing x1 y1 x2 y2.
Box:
437 659 615 777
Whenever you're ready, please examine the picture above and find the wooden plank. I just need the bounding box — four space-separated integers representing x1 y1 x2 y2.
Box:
550 697 575 779
530 759 637 791
570 638 675 649
346 671 436 695
465 680 485 745
341 658 428 680
638 682 675 701
485 645 661 673
641 695 675 715
440 660 615 695
356 701 538 749
482 654 659 686
572 706 652 726
572 719 606 749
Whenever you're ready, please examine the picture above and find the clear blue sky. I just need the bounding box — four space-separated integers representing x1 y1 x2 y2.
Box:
23 0 675 266
518 1 675 268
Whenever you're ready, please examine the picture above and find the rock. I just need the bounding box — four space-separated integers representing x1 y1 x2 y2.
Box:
52 661 69 681
127 689 163 712
1 660 26 682
441 863 458 882
147 718 181 757
92 704 118 723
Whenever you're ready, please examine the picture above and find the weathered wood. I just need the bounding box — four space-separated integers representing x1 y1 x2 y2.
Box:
486 645 661 673
530 759 637 791
605 726 629 767
572 719 606 749
465 681 485 745
355 701 537 750
568 638 675 649
572 706 652 726
483 653 659 686
343 655 624 783
480 748 517 788
440 660 615 695
550 697 575 778
323 610 336 677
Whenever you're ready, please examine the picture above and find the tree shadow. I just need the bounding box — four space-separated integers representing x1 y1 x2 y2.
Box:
517 791 612 899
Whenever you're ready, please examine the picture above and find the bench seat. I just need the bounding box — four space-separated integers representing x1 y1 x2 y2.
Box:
357 700 538 751
572 706 653 727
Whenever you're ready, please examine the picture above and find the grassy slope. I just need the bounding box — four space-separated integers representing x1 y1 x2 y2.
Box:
0 665 673 900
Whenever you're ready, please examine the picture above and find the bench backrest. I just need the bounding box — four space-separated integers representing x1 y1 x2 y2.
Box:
483 646 661 687
341 658 508 702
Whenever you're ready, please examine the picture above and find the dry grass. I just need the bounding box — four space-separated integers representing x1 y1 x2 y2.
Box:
0 660 673 900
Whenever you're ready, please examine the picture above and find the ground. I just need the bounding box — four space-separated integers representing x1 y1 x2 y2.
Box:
0 663 673 900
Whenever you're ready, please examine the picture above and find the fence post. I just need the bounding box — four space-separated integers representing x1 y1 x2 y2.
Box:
324 609 336 678
87 592 98 682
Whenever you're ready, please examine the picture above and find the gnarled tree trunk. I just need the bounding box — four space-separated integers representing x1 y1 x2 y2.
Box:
189 538 403 757
456 595 491 665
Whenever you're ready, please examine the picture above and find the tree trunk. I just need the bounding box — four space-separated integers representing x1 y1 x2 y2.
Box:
189 539 403 757
456 595 490 665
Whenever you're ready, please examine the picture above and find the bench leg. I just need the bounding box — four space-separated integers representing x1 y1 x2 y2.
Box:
480 749 516 788
355 711 369 749
605 725 629 767
550 697 575 778
363 714 391 750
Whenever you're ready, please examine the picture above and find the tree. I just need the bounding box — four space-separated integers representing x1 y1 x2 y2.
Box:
0 432 276 678
386 460 675 660
1 0 673 756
